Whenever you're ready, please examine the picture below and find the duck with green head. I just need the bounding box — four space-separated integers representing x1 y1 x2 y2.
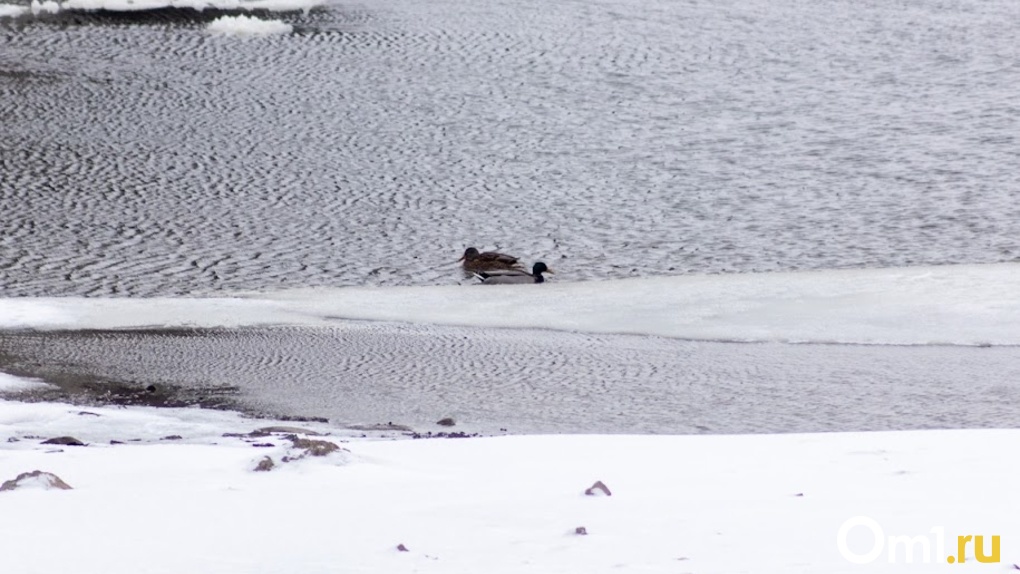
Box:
474 262 553 284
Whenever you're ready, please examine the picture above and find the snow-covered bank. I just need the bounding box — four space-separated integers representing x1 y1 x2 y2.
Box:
2 263 1019 346
1 397 1017 573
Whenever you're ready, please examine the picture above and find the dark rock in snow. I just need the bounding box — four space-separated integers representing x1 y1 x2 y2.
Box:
254 456 275 472
584 480 612 496
575 526 588 535
410 431 477 439
41 436 86 446
1 470 73 491
255 426 322 436
436 417 456 427
287 436 341 457
396 544 409 552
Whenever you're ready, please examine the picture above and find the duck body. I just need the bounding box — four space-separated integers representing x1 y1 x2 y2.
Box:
475 262 553 285
459 247 523 271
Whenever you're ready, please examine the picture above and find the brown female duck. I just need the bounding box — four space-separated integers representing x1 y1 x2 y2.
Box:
458 247 524 271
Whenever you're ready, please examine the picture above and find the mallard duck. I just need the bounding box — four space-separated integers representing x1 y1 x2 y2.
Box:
458 247 524 271
475 262 553 284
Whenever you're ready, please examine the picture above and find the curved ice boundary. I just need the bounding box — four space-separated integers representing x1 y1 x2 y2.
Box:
0 263 1017 346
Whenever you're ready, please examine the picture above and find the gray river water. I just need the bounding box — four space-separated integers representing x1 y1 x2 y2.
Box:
3 0 1019 295
2 0 1018 434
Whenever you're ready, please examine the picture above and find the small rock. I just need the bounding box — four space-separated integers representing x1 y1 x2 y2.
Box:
277 414 329 424
252 442 275 448
6 437 19 443
794 492 804 497
584 480 612 496
41 436 86 446
288 436 340 457
110 440 124 445
256 426 322 436
145 385 157 393
575 526 588 535
161 435 183 441
436 417 456 427
1 470 73 492
396 544 409 552
77 411 100 417
254 456 275 472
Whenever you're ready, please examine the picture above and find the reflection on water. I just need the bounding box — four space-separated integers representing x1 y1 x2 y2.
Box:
2 0 1020 295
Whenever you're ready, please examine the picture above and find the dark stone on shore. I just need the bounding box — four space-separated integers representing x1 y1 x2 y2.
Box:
584 480 612 496
575 526 588 535
410 431 478 439
396 544 409 552
256 426 322 436
252 442 275 448
1 470 73 491
254 456 275 472
436 417 456 427
7 437 19 443
78 411 100 417
110 440 124 445
276 414 329 424
287 436 341 457
161 435 183 441
41 436 86 446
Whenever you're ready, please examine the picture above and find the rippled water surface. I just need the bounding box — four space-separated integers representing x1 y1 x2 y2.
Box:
3 324 1019 434
2 0 1019 295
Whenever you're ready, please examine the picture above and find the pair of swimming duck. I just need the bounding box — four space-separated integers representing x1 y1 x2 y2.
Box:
458 247 553 284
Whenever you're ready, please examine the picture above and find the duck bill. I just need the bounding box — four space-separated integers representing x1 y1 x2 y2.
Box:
545 268 555 274
456 256 465 262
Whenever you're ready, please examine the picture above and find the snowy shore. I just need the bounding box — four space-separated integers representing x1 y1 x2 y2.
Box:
1 396 1017 573
2 263 1019 572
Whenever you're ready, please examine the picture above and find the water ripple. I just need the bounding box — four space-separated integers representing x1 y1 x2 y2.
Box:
2 0 1020 295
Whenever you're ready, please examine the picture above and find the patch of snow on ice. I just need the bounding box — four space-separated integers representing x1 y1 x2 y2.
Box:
1 263 1018 346
0 373 50 392
207 14 291 36
30 0 59 13
0 3 29 16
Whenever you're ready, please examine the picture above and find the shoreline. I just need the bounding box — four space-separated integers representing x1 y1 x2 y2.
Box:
2 396 1018 573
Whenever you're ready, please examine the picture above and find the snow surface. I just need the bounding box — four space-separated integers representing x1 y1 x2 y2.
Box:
1 396 1017 573
2 263 1017 346
207 14 291 36
0 3 27 16
0 373 49 392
